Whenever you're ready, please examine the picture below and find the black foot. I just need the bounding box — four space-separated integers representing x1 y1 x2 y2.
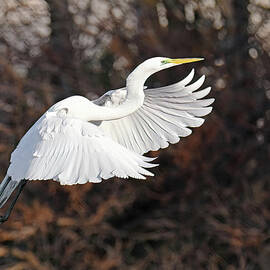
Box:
0 215 8 224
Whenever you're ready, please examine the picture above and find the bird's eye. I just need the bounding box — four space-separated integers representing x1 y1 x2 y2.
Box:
161 59 170 65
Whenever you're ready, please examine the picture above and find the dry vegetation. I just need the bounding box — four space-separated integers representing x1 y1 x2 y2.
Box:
0 0 269 269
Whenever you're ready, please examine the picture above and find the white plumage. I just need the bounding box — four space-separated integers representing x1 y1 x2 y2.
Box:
95 69 213 154
0 57 214 210
7 112 156 184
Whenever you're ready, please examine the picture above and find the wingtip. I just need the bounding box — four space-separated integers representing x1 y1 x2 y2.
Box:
142 156 158 162
208 98 215 105
200 74 206 82
197 118 205 127
178 68 195 86
208 107 213 114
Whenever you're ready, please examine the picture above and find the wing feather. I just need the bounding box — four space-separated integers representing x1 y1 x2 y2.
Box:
7 114 156 184
193 87 211 99
96 69 214 154
142 103 189 137
135 109 163 151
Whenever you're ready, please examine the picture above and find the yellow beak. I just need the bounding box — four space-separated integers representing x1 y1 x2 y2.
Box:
168 58 204 64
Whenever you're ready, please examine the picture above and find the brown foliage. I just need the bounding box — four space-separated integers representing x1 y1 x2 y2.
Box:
0 0 270 269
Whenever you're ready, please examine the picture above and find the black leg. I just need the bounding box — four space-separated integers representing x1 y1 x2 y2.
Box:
0 176 11 197
0 180 27 224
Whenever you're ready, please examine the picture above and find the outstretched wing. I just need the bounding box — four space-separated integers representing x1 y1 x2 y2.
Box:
93 69 214 154
7 114 156 184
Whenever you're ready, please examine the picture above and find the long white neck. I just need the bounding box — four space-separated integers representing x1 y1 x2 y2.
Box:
52 58 176 122
86 74 146 121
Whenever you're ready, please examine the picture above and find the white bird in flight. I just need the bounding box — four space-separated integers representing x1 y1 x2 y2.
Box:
0 57 214 222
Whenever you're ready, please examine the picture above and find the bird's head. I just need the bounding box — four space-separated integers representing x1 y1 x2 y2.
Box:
127 57 204 83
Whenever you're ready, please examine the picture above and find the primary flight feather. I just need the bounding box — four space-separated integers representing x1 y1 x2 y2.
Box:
0 57 214 222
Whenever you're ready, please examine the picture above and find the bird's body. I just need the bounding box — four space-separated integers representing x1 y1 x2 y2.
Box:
0 57 214 222
7 101 156 184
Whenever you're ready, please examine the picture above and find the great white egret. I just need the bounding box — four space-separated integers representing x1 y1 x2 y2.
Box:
0 57 214 223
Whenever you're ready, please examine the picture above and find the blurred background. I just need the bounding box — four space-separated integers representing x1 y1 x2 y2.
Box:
0 0 269 269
